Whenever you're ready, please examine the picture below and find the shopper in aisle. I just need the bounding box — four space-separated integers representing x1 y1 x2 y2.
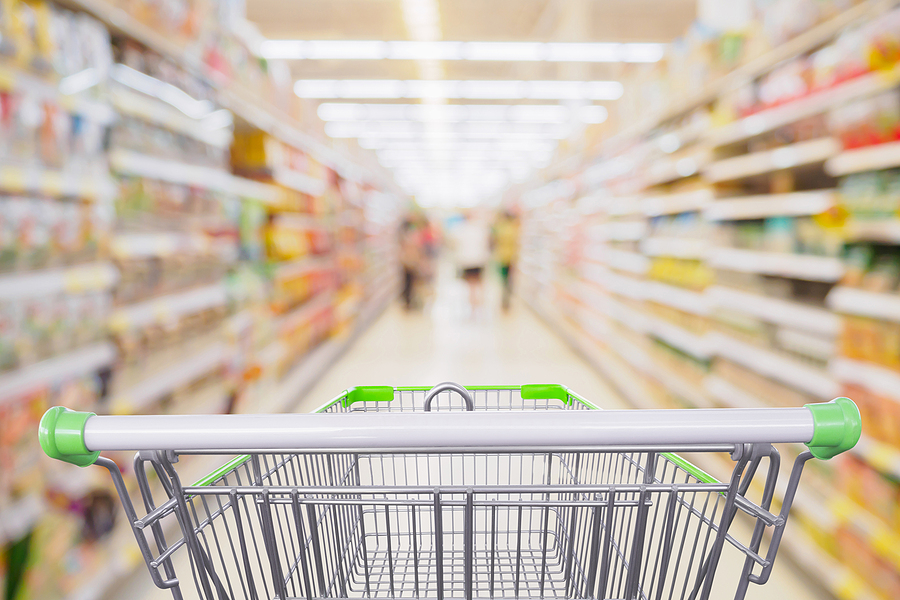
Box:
492 210 520 311
399 217 422 311
452 211 492 314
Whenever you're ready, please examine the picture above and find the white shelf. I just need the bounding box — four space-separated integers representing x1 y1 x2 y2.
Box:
704 375 768 410
650 360 713 408
708 248 845 282
826 139 900 176
275 256 335 281
645 148 710 186
705 138 840 182
111 343 229 413
641 237 709 259
710 68 900 147
0 262 119 300
711 332 839 399
703 190 835 221
843 219 900 243
110 149 282 203
109 284 228 333
642 281 712 316
278 290 336 333
110 232 214 259
644 315 713 360
0 162 114 199
642 188 713 216
273 167 328 197
606 195 646 216
0 343 116 405
827 285 900 322
605 249 650 274
597 220 647 241
0 494 45 546
109 84 232 149
853 433 900 480
709 285 840 337
592 268 647 301
830 357 900 404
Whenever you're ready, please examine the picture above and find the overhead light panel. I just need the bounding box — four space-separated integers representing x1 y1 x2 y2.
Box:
296 80 624 100
261 40 666 63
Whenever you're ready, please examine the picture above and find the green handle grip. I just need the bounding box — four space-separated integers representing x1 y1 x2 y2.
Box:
39 407 99 467
804 397 862 460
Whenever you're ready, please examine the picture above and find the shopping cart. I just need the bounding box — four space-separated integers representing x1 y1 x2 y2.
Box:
39 382 861 600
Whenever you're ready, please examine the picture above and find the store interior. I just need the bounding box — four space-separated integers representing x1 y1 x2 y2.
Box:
2 0 900 599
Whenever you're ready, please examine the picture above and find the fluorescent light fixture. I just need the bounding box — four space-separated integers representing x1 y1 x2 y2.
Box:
296 80 623 100
464 42 544 61
387 40 463 60
260 40 666 63
308 40 388 59
325 121 570 139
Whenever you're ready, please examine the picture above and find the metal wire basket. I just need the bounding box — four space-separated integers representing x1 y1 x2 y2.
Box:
39 382 861 600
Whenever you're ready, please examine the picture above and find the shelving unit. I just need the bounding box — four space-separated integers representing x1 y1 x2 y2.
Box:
517 4 900 598
0 1 403 598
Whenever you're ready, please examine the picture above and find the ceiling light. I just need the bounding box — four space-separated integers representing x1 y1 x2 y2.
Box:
464 42 544 61
260 40 666 63
297 80 621 100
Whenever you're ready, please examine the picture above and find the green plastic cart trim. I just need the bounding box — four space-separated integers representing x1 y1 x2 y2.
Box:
38 407 100 467
804 397 862 460
521 383 572 405
191 455 252 487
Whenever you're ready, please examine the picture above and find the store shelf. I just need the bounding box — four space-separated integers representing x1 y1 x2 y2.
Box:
641 237 709 259
109 283 228 333
0 262 119 300
711 332 840 399
275 255 336 280
830 356 900 403
0 494 46 546
609 0 892 147
109 84 232 149
0 162 114 199
704 375 767 410
278 290 336 333
705 137 840 182
591 268 647 301
605 249 650 274
826 140 900 176
828 285 900 322
843 219 900 243
645 149 710 186
110 343 228 413
109 148 283 203
110 232 215 259
642 188 713 216
852 433 900 479
642 281 712 315
710 68 900 148
780 526 880 600
703 190 836 221
598 220 647 241
649 358 714 408
607 195 646 216
0 342 116 405
708 248 845 282
644 314 713 360
273 167 328 197
0 60 115 123
710 285 840 337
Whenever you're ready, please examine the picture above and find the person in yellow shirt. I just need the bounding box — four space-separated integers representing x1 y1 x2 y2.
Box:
492 210 520 311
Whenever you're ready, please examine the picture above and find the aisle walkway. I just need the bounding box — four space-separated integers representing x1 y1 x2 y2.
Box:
296 265 624 412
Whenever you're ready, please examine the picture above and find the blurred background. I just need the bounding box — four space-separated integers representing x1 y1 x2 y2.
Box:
2 0 900 599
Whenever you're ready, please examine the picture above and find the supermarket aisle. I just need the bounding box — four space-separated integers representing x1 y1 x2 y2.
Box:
296 263 626 412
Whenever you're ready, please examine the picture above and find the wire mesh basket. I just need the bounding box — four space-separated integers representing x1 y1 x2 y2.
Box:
39 382 861 600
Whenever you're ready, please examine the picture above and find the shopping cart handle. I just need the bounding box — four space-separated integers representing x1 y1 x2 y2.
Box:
424 381 475 411
39 397 862 466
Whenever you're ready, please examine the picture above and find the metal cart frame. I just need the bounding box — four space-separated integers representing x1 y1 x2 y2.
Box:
39 382 861 600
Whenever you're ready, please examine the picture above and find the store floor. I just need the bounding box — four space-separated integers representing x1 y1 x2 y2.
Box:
123 266 824 600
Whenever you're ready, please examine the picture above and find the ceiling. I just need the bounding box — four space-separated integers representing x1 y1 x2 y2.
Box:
244 0 697 207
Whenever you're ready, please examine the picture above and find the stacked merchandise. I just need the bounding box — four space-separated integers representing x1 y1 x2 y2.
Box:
0 1 402 599
518 2 900 599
